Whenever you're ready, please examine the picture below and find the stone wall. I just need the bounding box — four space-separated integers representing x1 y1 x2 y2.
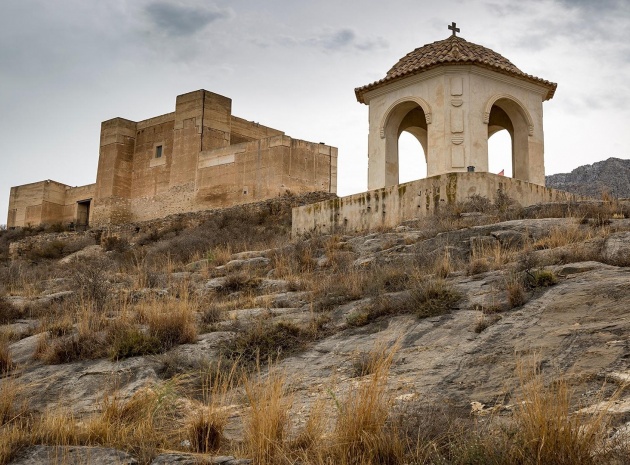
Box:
292 172 586 236
7 181 96 228
9 89 337 228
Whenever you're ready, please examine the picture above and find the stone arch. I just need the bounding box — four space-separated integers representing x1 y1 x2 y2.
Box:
483 94 534 136
483 94 534 181
380 97 432 138
380 98 431 185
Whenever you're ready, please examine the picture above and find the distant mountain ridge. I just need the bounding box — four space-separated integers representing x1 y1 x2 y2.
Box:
546 157 630 199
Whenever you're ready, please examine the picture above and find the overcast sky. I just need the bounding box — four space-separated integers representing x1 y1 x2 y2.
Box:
1 0 629 225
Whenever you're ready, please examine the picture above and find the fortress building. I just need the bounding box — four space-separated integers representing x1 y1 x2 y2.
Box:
7 90 337 228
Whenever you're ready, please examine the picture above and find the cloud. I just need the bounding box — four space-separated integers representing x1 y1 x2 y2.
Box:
272 28 388 53
144 1 231 37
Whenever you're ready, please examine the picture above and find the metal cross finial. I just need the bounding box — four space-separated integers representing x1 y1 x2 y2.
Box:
448 22 460 36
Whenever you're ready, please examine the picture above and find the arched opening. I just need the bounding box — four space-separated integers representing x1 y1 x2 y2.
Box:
383 101 429 185
398 131 427 183
488 129 512 177
486 97 531 181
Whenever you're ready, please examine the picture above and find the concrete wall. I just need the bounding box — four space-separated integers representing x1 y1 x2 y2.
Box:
292 172 583 236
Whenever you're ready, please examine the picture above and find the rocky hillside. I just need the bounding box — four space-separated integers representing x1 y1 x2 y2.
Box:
546 157 630 199
1 195 630 464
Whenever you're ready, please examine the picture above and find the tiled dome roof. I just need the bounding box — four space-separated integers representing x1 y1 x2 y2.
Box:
355 35 556 103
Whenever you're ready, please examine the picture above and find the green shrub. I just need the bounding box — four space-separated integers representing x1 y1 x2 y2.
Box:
412 280 461 318
527 269 558 288
108 326 162 361
222 319 320 364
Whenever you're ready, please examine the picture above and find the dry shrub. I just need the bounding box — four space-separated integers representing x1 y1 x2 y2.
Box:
332 341 403 465
312 270 371 312
474 312 502 333
187 359 239 453
138 296 198 351
0 296 22 325
467 257 491 276
510 362 612 465
244 367 292 465
34 302 111 364
25 240 67 261
0 335 13 373
223 318 321 365
506 274 528 308
217 273 261 295
526 268 558 288
412 279 461 318
107 324 162 361
67 258 112 312
347 280 460 327
533 224 592 250
101 234 129 252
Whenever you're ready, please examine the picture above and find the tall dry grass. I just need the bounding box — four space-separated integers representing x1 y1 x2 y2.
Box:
331 341 402 465
187 359 240 453
510 361 613 465
243 365 292 465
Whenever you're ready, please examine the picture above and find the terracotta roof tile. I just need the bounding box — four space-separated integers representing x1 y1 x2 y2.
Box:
355 35 557 103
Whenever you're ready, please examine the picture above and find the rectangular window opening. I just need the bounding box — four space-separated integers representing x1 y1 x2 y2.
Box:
155 145 163 158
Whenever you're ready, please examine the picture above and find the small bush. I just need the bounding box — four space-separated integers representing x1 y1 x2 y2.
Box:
244 368 291 465
101 235 129 252
68 258 112 312
0 336 13 373
108 325 162 361
462 194 493 213
223 319 318 364
146 309 197 351
0 296 22 324
188 410 224 453
26 240 66 261
506 275 528 308
347 294 410 327
474 313 501 333
467 257 491 276
218 273 260 295
36 331 105 364
527 269 558 288
412 280 461 318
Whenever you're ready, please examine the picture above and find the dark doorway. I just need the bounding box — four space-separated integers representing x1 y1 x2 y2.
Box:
77 200 91 228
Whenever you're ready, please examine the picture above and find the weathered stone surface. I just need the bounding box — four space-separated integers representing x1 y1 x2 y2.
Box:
10 446 137 465
13 357 161 414
602 231 630 266
258 278 291 293
490 229 527 248
59 245 104 264
231 250 272 260
7 291 75 310
150 454 251 464
216 257 270 271
253 291 311 308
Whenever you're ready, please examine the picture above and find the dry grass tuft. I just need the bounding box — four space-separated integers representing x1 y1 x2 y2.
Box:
332 341 402 465
244 366 292 465
187 359 239 453
506 273 528 308
511 361 612 465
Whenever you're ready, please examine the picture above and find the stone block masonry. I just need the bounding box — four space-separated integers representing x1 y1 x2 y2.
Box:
7 90 337 228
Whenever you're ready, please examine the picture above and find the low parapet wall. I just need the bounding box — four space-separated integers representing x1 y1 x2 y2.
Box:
292 172 585 236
